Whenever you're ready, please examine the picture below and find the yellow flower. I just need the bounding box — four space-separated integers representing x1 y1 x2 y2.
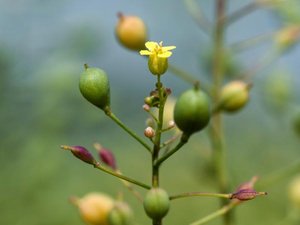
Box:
140 41 176 75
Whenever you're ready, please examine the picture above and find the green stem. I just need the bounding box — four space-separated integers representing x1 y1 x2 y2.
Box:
155 133 190 167
170 192 232 200
211 0 231 224
184 0 212 34
93 162 151 189
189 201 240 225
105 108 152 153
152 75 165 188
224 1 259 26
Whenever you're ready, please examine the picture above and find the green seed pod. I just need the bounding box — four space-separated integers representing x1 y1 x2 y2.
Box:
143 188 170 220
79 66 110 110
108 202 134 225
219 81 250 113
174 88 210 135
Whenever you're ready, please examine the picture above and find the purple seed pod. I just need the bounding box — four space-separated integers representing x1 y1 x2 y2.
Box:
230 188 267 201
61 145 96 165
99 148 117 170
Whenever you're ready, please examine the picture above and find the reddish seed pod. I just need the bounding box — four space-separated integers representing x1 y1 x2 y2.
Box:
99 148 117 170
61 145 96 165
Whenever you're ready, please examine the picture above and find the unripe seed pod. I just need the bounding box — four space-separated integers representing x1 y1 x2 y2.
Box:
74 192 114 225
79 66 110 110
219 81 250 113
174 88 210 135
115 13 147 51
148 54 168 75
143 188 170 220
108 202 134 225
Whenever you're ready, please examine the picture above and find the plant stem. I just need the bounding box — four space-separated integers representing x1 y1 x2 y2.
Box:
224 1 259 26
211 0 231 224
93 162 151 189
170 192 232 200
189 201 240 225
105 108 152 153
184 0 212 35
151 75 165 225
155 133 190 167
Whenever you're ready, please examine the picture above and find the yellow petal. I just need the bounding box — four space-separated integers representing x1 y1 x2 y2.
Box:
140 50 152 55
145 41 158 51
162 46 176 51
158 51 172 58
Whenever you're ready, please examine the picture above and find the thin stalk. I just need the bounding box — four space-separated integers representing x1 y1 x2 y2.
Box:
189 201 240 225
168 64 200 86
184 0 213 35
224 1 259 26
170 192 232 200
151 75 165 225
155 133 190 167
93 162 151 190
211 0 231 224
105 109 152 153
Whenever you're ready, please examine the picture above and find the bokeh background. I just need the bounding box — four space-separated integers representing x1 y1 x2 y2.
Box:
1 0 300 225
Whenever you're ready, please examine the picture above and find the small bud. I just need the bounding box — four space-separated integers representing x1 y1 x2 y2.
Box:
61 145 96 165
99 148 117 170
230 188 267 201
168 120 175 129
218 81 250 113
144 127 155 138
115 13 147 51
108 202 134 225
143 104 151 112
72 192 114 225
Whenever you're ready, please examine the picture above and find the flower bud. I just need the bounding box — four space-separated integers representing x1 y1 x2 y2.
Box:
99 148 117 170
108 202 134 225
288 175 300 209
72 192 114 225
230 188 267 201
174 88 210 135
79 65 110 111
219 81 250 113
144 127 155 138
115 13 147 51
61 145 96 165
143 188 170 220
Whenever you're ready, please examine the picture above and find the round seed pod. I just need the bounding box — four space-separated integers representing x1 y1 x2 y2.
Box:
174 88 210 135
79 66 110 110
108 202 134 225
115 13 147 51
219 81 250 113
288 176 300 209
143 188 170 220
75 193 114 225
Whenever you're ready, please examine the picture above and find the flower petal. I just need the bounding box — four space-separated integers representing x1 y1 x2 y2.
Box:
145 41 158 51
158 51 172 58
162 46 176 51
140 50 152 55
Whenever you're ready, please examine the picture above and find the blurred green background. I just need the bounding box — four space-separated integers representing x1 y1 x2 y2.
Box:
1 0 300 225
